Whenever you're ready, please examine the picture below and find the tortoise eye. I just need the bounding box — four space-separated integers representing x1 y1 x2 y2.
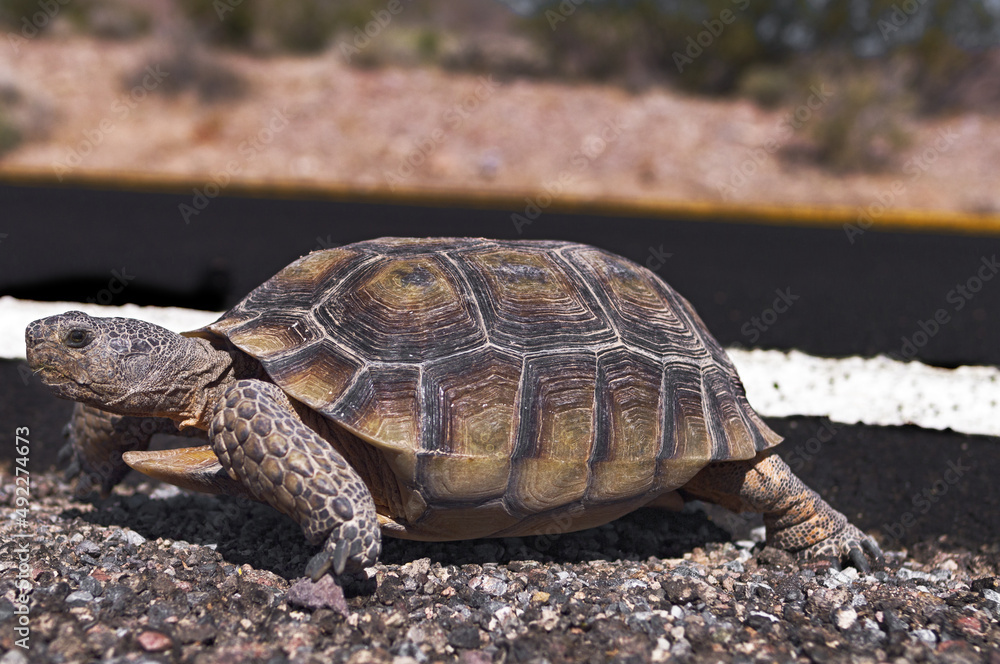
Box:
65 329 92 348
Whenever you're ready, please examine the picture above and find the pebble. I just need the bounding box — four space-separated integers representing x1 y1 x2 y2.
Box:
910 629 937 644
448 625 481 650
898 568 933 582
469 575 508 596
137 630 173 652
834 607 858 630
0 650 28 664
81 575 104 597
65 591 94 607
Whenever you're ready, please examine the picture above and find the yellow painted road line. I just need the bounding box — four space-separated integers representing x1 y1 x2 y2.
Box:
3 166 1000 236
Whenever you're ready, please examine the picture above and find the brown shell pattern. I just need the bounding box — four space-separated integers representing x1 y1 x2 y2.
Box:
196 237 781 521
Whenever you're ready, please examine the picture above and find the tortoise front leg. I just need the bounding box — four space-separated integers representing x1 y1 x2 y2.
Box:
680 449 883 572
209 379 381 579
63 403 198 496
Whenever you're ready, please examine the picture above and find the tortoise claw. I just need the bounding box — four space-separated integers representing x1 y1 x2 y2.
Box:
332 540 350 577
304 540 353 581
849 547 871 575
305 550 333 582
862 537 885 571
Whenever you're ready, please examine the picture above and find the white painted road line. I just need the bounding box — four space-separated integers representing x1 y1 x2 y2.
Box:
4 297 999 438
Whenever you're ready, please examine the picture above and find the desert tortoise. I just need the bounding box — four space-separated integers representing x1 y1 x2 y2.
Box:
26 237 881 578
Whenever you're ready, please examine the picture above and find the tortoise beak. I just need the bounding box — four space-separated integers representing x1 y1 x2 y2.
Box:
123 446 254 499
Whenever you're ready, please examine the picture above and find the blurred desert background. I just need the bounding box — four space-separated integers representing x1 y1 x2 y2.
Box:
1 0 999 215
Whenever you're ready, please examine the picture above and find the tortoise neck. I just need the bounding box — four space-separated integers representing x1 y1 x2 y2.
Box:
174 338 240 430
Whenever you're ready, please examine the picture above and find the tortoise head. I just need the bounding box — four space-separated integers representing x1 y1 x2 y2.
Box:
25 311 228 424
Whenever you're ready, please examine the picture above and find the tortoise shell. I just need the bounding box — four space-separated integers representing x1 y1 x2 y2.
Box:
190 238 780 539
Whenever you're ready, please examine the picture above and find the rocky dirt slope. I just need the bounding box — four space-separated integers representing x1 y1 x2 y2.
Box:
1 35 999 216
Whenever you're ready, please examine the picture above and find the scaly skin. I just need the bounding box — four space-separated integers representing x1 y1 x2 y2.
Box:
681 450 883 572
26 310 881 576
26 311 382 579
209 380 381 578
62 403 198 496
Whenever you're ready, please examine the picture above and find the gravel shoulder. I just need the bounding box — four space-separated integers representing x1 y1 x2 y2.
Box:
2 417 998 664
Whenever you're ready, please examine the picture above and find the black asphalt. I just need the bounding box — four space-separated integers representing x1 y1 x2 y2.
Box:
1 182 998 367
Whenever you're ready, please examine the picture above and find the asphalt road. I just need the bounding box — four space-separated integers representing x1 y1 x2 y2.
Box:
2 181 998 368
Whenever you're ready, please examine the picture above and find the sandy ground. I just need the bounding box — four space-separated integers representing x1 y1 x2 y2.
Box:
2 34 999 216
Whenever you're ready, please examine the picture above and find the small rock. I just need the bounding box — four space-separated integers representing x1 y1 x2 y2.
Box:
65 590 94 607
747 611 779 630
286 575 349 614
862 618 886 641
834 606 858 630
982 588 1000 607
723 560 745 574
970 577 999 593
955 616 983 635
0 649 29 664
910 628 937 644
81 575 104 597
882 609 909 633
122 530 146 547
469 575 508 596
137 630 172 652
898 568 933 583
458 650 492 664
403 558 431 577
650 637 672 663
448 625 481 649
0 599 16 622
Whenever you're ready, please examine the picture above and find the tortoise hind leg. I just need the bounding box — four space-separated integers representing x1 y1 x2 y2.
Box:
209 379 381 579
679 449 883 572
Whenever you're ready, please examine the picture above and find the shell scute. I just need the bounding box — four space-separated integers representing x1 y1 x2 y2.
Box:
564 245 708 357
455 246 616 351
315 253 485 363
415 346 523 503
508 352 597 514
588 349 663 501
